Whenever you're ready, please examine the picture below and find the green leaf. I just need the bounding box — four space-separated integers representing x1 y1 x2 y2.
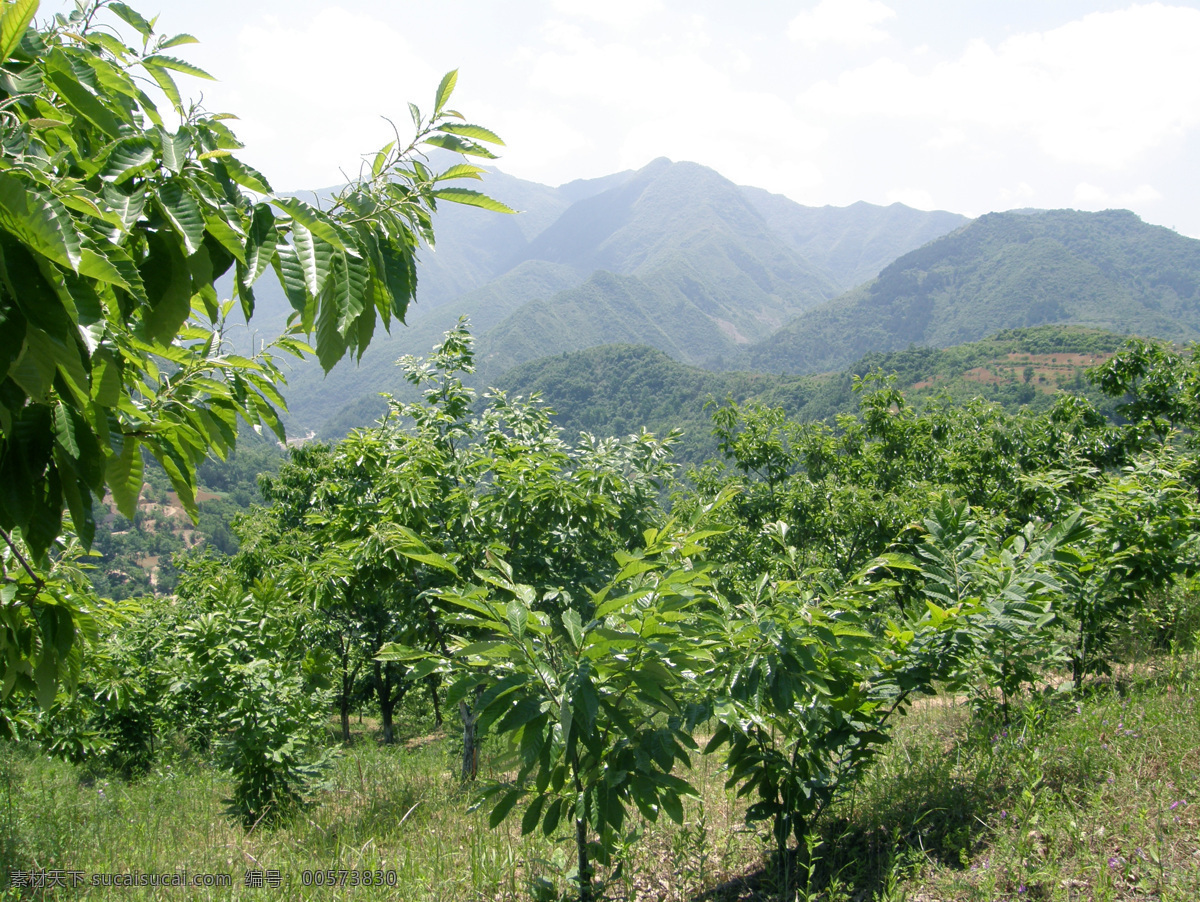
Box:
139 60 181 112
107 434 144 518
520 794 546 836
375 239 415 321
202 210 246 265
141 54 214 81
8 328 59 400
89 346 121 406
52 399 80 460
431 188 515 214
0 172 83 271
102 184 147 232
159 127 192 174
437 123 505 145
507 600 528 641
158 33 199 49
542 797 564 837
562 609 583 649
243 203 277 285
0 0 38 61
422 133 498 159
291 222 332 298
488 788 522 828
434 162 486 182
433 69 458 115
270 196 353 253
397 547 458 574
77 246 131 288
157 180 205 254
313 277 347 372
109 2 154 37
45 53 123 139
139 228 192 343
100 137 155 184
222 157 273 194
331 250 370 340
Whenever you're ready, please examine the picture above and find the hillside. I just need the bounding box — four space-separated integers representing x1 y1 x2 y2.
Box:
270 160 966 435
478 160 841 373
739 189 969 290
496 325 1127 466
750 209 1200 374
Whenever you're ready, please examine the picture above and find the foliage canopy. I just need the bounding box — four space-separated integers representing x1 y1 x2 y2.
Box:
0 0 508 704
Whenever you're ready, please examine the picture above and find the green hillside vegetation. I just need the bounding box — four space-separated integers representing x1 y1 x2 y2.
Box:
751 209 1200 374
496 344 837 466
87 442 286 599
496 325 1128 466
10 326 1200 902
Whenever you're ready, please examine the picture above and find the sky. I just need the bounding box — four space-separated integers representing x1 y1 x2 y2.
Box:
46 0 1200 236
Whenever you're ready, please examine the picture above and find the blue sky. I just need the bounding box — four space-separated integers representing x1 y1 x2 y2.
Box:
47 1 1200 235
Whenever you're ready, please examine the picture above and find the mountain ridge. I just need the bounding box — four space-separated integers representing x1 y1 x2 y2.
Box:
749 208 1200 375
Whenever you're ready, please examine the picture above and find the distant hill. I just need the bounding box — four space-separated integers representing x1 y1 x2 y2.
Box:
749 209 1200 374
476 159 840 374
275 159 967 434
739 189 968 291
494 344 845 468
496 325 1128 467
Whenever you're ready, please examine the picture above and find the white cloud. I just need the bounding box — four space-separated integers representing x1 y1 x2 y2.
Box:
926 126 966 150
474 106 591 181
229 7 440 190
1073 182 1162 208
550 0 663 28
787 0 896 49
997 182 1037 207
521 25 826 192
799 4 1200 169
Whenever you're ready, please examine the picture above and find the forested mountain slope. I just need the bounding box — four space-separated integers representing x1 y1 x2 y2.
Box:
496 325 1126 466
266 159 966 434
750 209 1200 374
474 159 842 371
739 188 968 290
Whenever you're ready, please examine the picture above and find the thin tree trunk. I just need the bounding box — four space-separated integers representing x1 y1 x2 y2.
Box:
575 771 593 902
428 674 442 728
459 684 484 781
340 643 352 744
341 658 363 744
576 811 592 902
376 661 397 745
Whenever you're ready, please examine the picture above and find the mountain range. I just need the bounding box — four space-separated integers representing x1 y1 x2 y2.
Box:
252 158 1200 437
749 209 1200 375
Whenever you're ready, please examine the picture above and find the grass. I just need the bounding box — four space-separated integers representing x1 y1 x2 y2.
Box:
2 653 1197 901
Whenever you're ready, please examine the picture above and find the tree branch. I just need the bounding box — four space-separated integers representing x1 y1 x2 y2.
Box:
0 526 45 590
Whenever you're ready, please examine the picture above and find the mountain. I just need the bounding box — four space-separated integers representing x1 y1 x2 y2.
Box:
739 190 969 291
473 160 840 373
749 209 1200 375
268 159 974 434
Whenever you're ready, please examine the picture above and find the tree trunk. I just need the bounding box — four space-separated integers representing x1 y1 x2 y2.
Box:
576 809 593 902
459 684 484 781
428 674 443 728
376 661 397 745
339 644 352 744
574 770 593 902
